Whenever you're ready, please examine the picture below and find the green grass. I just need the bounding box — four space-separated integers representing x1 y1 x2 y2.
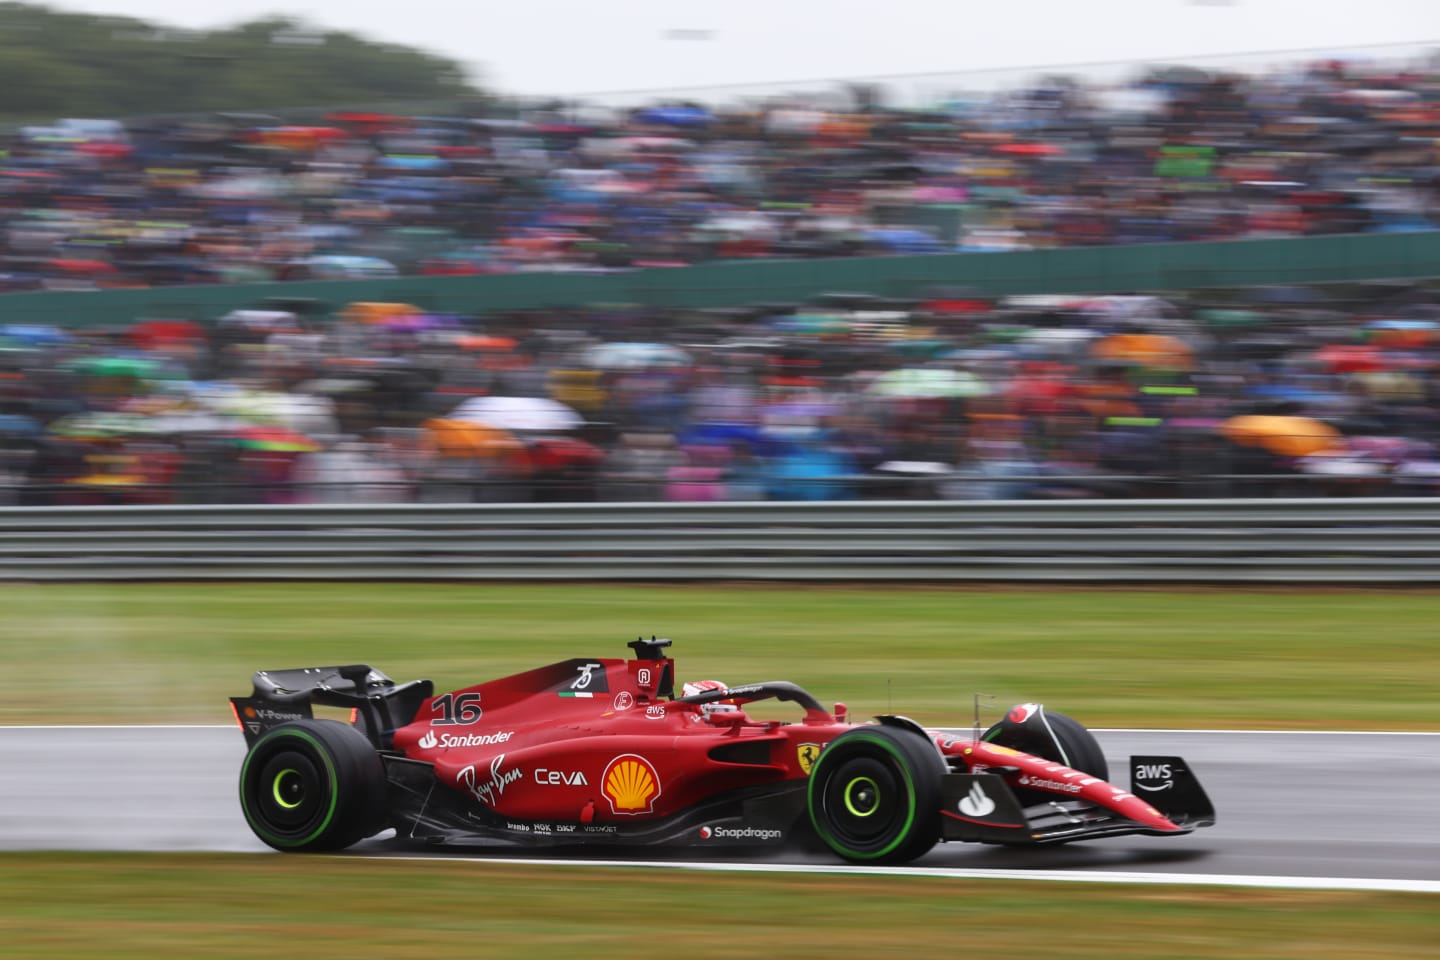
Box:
0 854 1433 959
1 583 1437 728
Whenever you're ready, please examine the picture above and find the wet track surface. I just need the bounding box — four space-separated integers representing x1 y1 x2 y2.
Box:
2 727 1436 884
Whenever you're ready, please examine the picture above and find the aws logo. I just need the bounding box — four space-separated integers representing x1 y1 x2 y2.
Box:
1134 762 1175 792
602 754 661 814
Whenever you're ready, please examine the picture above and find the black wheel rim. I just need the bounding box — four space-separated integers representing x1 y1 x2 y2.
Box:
820 756 903 851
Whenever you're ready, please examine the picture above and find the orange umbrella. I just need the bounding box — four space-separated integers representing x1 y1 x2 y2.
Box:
1220 415 1343 457
422 418 522 459
341 302 422 324
1092 333 1193 371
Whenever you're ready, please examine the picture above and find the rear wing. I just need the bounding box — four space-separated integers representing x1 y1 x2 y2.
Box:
229 664 433 749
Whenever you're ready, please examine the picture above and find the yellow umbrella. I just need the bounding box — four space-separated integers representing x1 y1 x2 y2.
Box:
1220 415 1343 457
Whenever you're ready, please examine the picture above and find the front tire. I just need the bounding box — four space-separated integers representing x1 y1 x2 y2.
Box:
807 725 943 864
982 709 1108 781
239 719 387 852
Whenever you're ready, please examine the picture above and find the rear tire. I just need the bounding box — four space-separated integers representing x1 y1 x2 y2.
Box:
807 725 943 864
239 719 387 852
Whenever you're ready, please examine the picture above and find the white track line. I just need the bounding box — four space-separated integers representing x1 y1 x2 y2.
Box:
355 855 1440 894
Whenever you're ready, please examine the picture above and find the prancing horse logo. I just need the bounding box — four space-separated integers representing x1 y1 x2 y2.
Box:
797 743 821 776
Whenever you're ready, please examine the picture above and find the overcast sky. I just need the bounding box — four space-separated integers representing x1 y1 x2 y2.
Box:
38 0 1440 98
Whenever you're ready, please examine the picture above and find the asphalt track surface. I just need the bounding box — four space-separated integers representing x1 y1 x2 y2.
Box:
3 726 1437 891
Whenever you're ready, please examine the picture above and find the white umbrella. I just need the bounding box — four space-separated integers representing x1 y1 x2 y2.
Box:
450 396 583 433
583 342 692 370
867 368 993 399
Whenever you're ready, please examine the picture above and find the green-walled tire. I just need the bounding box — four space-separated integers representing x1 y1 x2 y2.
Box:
807 725 943 864
238 720 387 852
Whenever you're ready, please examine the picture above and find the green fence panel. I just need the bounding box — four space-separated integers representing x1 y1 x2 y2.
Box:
4 231 1439 327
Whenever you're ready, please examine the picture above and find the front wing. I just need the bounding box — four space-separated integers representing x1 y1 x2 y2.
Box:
939 755 1216 845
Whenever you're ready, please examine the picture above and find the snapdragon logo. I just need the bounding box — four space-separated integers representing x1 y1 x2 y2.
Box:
699 825 783 842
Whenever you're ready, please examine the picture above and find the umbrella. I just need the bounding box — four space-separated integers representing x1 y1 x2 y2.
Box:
1220 415 1343 457
422 418 522 459
633 106 710 128
1365 319 1438 348
867 368 992 399
1021 328 1098 356
62 356 177 380
48 412 157 440
1245 385 1345 405
677 422 789 456
0 413 41 437
1353 372 1424 402
863 228 942 254
128 319 205 350
0 324 69 345
229 426 322 453
770 314 854 335
526 436 605 470
1091 333 1193 371
994 142 1064 157
583 342 692 370
455 335 518 351
303 256 397 279
48 259 117 276
890 339 957 361
1314 345 1387 374
449 396 584 433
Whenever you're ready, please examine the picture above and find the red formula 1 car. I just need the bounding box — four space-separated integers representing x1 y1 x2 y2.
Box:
230 638 1214 863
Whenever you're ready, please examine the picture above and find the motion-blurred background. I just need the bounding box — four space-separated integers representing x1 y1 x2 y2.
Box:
1 1 1439 505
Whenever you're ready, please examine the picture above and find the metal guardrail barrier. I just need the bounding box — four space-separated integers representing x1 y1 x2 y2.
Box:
4 498 1440 582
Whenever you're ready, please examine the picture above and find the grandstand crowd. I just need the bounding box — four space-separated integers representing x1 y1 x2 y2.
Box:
1 53 1438 290
2 51 1440 504
4 279 1440 504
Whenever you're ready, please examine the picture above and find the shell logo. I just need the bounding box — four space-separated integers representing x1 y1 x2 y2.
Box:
602 754 661 815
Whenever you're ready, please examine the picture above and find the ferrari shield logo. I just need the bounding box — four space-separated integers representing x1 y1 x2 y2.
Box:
797 743 821 776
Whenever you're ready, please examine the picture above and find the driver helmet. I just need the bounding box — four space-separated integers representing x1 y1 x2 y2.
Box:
682 679 739 715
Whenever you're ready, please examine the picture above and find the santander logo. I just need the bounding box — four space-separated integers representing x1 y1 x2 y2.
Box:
418 730 437 749
958 781 996 817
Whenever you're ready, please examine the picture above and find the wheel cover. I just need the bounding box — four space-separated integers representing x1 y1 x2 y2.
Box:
271 768 305 810
843 776 880 818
